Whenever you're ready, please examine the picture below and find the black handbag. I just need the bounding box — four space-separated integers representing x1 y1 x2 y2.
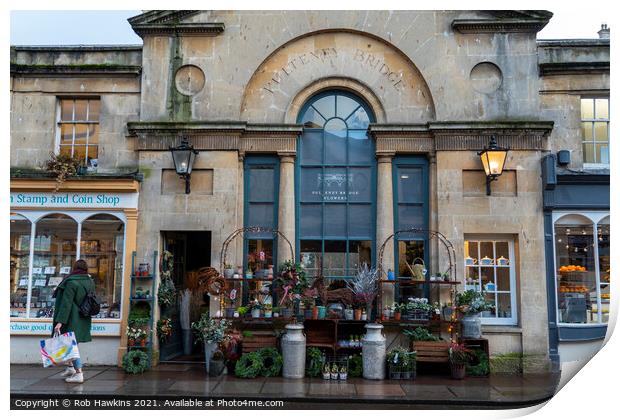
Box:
78 278 100 318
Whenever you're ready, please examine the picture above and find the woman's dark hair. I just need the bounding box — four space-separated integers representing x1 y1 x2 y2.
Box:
73 259 88 272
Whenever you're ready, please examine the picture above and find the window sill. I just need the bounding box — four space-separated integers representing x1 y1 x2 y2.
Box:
481 325 522 334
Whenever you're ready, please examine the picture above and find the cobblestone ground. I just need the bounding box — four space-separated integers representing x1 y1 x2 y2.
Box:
11 364 559 408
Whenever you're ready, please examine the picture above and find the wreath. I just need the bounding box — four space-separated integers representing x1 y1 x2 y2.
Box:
235 352 264 378
306 347 325 377
259 347 283 377
122 350 149 374
348 354 363 377
466 350 490 376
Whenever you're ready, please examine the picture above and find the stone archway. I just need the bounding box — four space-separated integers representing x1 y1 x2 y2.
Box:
240 30 435 124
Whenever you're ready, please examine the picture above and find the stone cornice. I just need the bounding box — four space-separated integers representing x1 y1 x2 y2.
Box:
452 18 550 34
131 22 225 38
10 64 142 76
539 62 610 76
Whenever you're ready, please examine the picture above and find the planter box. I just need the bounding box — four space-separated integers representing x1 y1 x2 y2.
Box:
241 331 277 354
411 341 449 363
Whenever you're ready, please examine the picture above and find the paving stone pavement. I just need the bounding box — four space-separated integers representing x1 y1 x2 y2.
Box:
10 364 560 408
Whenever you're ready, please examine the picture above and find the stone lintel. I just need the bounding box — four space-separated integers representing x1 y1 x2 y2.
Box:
451 18 550 34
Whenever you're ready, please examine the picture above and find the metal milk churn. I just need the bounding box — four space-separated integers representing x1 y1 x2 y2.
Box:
362 323 386 380
282 324 306 378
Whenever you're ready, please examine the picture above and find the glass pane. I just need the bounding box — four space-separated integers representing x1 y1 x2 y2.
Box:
397 167 424 203
248 203 274 229
321 167 348 202
596 143 609 164
397 204 424 230
300 240 321 278
313 95 336 119
347 240 371 275
59 145 73 158
247 239 273 275
583 143 595 163
74 124 88 145
324 240 346 277
555 223 597 324
300 130 323 165
497 293 512 318
60 99 73 121
348 204 372 237
346 106 370 129
594 122 608 141
300 167 323 202
324 204 346 238
348 167 372 202
87 124 99 145
480 267 495 291
397 240 425 279
80 215 124 319
337 95 359 120
581 122 593 141
464 240 479 265
10 215 31 318
465 266 480 290
595 98 609 119
88 100 100 121
495 242 510 266
496 267 510 291
348 130 373 165
581 98 594 119
73 146 87 162
300 204 321 237
248 168 275 202
324 120 347 165
32 214 78 319
74 100 88 121
482 293 497 317
479 242 494 265
87 146 98 165
598 220 610 323
60 124 73 145
301 106 325 128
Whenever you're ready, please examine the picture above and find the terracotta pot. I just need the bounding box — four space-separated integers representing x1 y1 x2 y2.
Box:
394 312 401 321
312 306 319 319
354 309 362 321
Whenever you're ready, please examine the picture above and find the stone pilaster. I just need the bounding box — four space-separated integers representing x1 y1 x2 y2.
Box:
376 152 395 307
278 153 296 265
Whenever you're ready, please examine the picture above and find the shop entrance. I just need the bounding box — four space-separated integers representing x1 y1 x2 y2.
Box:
160 231 212 362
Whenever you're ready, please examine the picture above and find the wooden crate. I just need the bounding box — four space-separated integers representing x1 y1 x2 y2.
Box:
241 331 277 354
411 341 450 363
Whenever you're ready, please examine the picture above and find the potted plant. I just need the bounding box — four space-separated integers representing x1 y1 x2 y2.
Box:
345 264 379 321
225 288 238 318
245 268 254 279
223 264 234 279
339 365 348 380
449 342 473 380
393 303 402 321
272 306 280 318
275 260 309 319
237 306 248 318
387 347 409 379
322 363 331 380
330 363 339 380
263 303 273 318
302 296 315 319
209 350 226 377
248 300 262 318
191 314 232 374
382 306 391 321
455 290 495 338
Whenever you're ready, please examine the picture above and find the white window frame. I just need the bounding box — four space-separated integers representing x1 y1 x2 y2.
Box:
581 97 610 169
464 237 518 326
552 210 610 327
10 210 126 320
55 97 100 167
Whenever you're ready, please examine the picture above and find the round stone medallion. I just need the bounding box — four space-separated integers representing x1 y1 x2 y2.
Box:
174 64 206 96
469 62 503 94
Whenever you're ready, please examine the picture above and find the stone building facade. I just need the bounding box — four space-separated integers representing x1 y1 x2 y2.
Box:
10 10 609 371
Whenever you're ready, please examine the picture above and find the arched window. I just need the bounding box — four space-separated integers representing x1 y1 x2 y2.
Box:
297 91 376 281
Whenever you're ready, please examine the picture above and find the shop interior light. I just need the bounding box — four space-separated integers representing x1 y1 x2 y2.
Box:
170 136 199 194
478 135 508 196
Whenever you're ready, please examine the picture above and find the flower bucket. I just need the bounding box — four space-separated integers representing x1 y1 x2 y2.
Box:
204 342 218 374
354 309 362 320
451 363 467 380
304 309 313 319
281 308 293 318
182 329 193 355
251 308 261 318
461 314 482 339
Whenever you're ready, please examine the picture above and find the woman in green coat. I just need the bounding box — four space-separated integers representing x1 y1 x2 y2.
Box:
52 259 95 383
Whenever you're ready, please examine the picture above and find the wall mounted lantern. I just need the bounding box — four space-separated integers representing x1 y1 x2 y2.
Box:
478 136 508 196
170 136 199 194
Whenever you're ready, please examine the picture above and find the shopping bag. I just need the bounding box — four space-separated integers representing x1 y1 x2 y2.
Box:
40 332 80 368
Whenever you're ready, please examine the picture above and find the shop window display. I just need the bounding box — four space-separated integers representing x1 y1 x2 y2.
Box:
297 91 375 283
464 239 517 325
10 214 31 317
555 213 609 324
